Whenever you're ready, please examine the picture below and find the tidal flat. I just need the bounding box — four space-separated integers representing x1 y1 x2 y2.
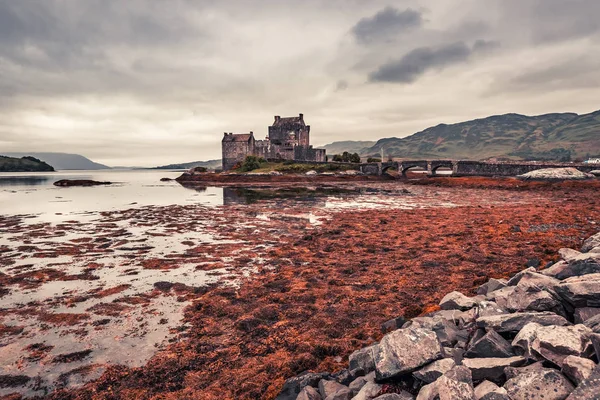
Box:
1 174 599 399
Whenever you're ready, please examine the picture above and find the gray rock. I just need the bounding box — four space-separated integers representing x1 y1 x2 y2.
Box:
462 356 527 384
374 393 414 400
381 317 406 334
474 380 500 400
476 301 507 318
477 279 507 296
332 369 353 386
465 329 515 359
374 327 443 381
277 372 327 400
353 382 383 400
349 344 377 375
561 355 596 385
416 366 474 400
507 267 537 286
348 376 368 396
574 307 600 323
324 387 352 400
504 368 574 400
555 253 600 280
504 285 564 315
559 248 583 263
318 380 348 399
504 361 546 380
512 323 594 367
584 313 600 333
555 273 600 307
440 291 479 311
301 386 325 400
582 232 600 252
297 386 322 400
479 391 510 400
476 311 569 333
515 271 561 291
540 261 569 277
413 358 456 384
486 286 515 309
565 363 600 399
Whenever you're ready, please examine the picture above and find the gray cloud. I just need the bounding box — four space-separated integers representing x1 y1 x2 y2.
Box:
369 42 472 83
352 6 423 44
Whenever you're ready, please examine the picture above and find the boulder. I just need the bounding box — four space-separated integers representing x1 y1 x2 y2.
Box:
555 273 600 307
381 316 406 334
479 390 509 400
324 387 352 400
561 355 596 385
416 366 475 400
464 329 515 359
477 279 507 296
504 285 563 315
504 361 546 380
474 380 500 400
554 253 600 280
475 301 507 318
462 356 527 384
583 313 600 333
413 358 456 384
565 363 600 399
318 380 349 399
332 369 353 386
352 382 383 400
540 261 568 277
486 286 516 309
507 267 537 286
503 368 574 400
374 327 443 381
348 376 368 395
440 291 478 311
476 312 569 333
582 232 600 253
514 271 560 291
511 323 594 367
297 386 323 400
276 372 327 400
573 307 600 323
349 344 377 375
373 394 414 400
559 248 583 262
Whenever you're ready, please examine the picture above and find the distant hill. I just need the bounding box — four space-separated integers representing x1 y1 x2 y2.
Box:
0 155 55 172
154 159 222 170
318 140 376 156
357 110 600 161
2 152 110 170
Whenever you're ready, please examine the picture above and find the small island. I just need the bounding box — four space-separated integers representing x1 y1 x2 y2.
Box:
0 155 55 172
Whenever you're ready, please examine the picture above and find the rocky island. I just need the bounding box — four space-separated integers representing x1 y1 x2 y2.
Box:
0 155 54 172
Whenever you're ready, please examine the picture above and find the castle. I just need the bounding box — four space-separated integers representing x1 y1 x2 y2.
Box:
221 113 326 171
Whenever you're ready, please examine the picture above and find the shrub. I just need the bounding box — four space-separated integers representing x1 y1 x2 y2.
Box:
239 156 265 172
367 157 382 163
332 152 362 163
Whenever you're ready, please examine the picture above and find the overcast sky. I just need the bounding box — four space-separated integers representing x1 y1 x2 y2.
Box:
1 0 599 166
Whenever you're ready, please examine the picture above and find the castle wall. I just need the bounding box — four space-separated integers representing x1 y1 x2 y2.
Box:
222 138 254 171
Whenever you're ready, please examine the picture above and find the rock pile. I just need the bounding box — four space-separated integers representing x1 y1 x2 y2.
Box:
517 167 593 181
276 231 600 400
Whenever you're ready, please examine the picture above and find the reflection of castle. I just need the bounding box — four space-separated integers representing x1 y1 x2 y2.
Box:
221 114 326 171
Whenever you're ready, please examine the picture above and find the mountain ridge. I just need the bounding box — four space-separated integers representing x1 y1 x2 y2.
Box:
2 152 110 170
321 110 600 161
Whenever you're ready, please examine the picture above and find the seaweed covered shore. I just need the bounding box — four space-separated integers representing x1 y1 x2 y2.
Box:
1 178 599 399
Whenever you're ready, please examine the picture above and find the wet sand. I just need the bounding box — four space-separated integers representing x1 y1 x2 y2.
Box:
1 178 599 399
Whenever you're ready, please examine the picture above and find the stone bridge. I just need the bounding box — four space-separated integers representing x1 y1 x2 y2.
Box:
359 160 597 177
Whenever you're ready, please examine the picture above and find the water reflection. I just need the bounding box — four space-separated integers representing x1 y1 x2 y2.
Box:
0 176 52 186
222 186 360 205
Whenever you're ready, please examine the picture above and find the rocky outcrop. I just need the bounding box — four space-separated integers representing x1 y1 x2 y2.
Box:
277 231 600 400
517 167 593 181
53 179 112 187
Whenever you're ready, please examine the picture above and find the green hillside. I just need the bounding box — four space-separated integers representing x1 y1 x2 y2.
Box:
0 156 55 172
350 110 599 161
